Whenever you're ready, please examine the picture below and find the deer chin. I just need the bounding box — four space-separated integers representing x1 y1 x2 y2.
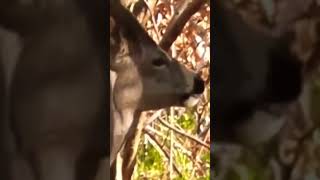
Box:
236 102 293 146
182 94 202 107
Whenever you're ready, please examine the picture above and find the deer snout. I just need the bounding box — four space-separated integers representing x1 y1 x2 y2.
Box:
192 75 205 95
182 75 205 107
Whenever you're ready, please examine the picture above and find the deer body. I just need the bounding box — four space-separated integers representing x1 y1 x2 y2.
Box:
10 19 107 180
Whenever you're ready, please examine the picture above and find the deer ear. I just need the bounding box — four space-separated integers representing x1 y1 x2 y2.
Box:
110 15 121 70
110 29 132 71
110 16 116 47
110 16 115 34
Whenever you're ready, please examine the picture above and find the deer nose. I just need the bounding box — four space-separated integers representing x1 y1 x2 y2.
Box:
193 76 205 94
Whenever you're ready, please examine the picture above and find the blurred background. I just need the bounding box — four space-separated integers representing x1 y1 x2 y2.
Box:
213 0 320 180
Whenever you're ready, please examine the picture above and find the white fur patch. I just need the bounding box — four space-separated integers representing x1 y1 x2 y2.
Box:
237 110 286 145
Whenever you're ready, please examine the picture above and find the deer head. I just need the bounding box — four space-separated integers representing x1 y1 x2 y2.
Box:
214 1 303 145
109 1 205 164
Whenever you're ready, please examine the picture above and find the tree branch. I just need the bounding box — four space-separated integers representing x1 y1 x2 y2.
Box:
159 0 206 51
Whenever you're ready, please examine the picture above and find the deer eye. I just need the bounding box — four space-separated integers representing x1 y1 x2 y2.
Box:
152 58 166 67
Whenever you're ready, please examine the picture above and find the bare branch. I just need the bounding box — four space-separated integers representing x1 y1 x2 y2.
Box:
159 0 206 51
157 117 210 149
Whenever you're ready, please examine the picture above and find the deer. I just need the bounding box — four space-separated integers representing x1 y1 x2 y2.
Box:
212 1 304 178
0 0 107 180
109 1 205 179
214 0 303 146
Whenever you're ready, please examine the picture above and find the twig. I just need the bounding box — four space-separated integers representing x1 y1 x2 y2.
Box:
144 109 163 125
157 117 210 149
143 0 161 43
144 130 183 177
191 128 210 178
169 107 174 179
